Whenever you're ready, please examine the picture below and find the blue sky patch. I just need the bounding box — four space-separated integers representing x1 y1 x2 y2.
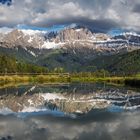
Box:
16 24 68 32
0 0 12 6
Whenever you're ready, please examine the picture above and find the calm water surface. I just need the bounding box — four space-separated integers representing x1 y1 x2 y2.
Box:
0 83 140 140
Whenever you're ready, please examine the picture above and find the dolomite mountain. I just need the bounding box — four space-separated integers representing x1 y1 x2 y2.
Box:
0 25 140 70
0 26 140 52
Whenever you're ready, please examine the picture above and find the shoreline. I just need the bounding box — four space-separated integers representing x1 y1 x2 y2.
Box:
0 74 140 88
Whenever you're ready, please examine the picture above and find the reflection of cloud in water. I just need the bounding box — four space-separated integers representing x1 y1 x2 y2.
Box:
0 111 140 140
0 83 140 140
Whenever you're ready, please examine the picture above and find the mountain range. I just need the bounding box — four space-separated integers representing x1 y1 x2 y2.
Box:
0 25 140 74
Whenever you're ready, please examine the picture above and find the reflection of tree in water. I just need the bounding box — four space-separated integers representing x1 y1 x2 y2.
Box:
44 100 58 111
0 135 13 140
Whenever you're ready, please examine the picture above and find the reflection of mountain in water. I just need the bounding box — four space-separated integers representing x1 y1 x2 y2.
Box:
0 83 140 115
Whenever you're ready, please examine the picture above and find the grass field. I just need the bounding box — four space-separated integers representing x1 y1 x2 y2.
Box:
0 75 70 84
0 74 140 88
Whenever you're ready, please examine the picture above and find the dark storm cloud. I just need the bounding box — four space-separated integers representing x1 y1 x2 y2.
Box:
34 16 119 33
133 4 140 13
0 0 140 32
75 18 120 33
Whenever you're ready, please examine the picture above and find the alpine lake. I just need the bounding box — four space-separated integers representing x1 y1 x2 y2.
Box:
0 82 140 140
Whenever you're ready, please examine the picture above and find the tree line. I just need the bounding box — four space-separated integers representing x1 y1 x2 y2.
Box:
0 55 48 74
0 54 111 77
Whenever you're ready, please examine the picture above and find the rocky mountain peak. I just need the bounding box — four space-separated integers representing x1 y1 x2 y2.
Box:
55 27 93 42
0 29 46 48
3 29 24 43
0 26 140 56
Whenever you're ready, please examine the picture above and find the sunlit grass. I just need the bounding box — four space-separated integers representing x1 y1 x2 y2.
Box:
0 74 71 84
0 74 140 88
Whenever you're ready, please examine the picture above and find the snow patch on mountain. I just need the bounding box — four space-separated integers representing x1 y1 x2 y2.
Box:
122 32 140 37
42 41 65 49
28 36 33 43
75 29 82 32
21 29 47 36
28 50 37 57
23 47 37 57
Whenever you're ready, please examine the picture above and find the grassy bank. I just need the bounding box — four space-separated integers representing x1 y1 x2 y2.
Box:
0 74 125 84
71 76 125 84
0 75 71 85
0 74 140 88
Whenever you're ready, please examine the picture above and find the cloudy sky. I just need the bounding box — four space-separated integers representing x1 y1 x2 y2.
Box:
0 0 140 33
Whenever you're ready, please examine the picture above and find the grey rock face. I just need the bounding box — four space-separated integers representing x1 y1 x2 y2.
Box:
0 26 140 58
0 29 45 49
55 28 93 42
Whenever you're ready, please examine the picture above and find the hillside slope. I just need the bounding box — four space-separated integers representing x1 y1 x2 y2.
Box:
107 49 140 75
0 54 48 73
